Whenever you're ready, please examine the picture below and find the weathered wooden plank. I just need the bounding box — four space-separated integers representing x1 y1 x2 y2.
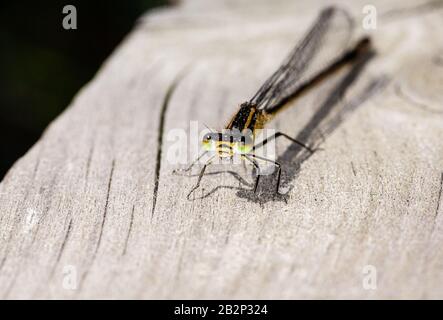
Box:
1 0 443 299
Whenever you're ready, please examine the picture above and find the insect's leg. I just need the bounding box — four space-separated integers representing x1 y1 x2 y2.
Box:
186 156 215 200
241 156 247 172
247 154 282 194
252 132 313 153
242 155 261 193
173 150 209 175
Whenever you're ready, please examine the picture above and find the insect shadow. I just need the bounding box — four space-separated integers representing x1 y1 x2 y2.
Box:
194 50 389 204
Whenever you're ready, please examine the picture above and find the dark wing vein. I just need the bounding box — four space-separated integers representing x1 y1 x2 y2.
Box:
249 6 354 111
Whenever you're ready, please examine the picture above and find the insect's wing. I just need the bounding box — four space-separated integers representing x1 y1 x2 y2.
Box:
250 6 354 111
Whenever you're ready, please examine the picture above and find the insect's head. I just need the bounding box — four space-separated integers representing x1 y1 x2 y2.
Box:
202 130 254 157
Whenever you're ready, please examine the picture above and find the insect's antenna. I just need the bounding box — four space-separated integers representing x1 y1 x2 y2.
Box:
203 123 213 133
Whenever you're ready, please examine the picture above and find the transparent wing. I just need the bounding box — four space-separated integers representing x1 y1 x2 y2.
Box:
249 6 354 111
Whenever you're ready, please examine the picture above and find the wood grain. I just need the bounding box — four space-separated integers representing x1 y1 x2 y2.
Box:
1 0 443 299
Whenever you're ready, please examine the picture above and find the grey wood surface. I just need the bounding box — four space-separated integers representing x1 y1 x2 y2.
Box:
1 0 443 299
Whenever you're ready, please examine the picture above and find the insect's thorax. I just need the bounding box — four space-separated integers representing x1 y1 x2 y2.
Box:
208 103 270 158
225 103 269 133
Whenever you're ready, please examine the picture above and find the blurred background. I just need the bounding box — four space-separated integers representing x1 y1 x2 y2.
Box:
0 0 170 180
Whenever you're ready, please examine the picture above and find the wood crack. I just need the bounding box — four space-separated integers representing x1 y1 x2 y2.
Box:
435 172 443 219
79 159 115 289
56 218 73 265
45 215 73 290
84 143 95 187
151 74 185 217
122 204 135 255
95 159 115 256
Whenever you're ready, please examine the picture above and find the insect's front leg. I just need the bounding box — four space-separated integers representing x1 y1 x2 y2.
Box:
186 156 215 200
173 151 208 175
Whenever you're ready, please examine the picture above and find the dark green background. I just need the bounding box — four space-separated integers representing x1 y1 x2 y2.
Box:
0 1 169 179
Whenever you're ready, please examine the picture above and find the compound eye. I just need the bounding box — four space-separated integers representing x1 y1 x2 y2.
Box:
202 133 216 151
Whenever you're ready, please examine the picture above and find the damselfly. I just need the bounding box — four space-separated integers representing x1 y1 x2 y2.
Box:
176 6 373 199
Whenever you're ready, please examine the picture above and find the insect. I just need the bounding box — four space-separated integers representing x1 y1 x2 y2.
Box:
175 6 372 199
